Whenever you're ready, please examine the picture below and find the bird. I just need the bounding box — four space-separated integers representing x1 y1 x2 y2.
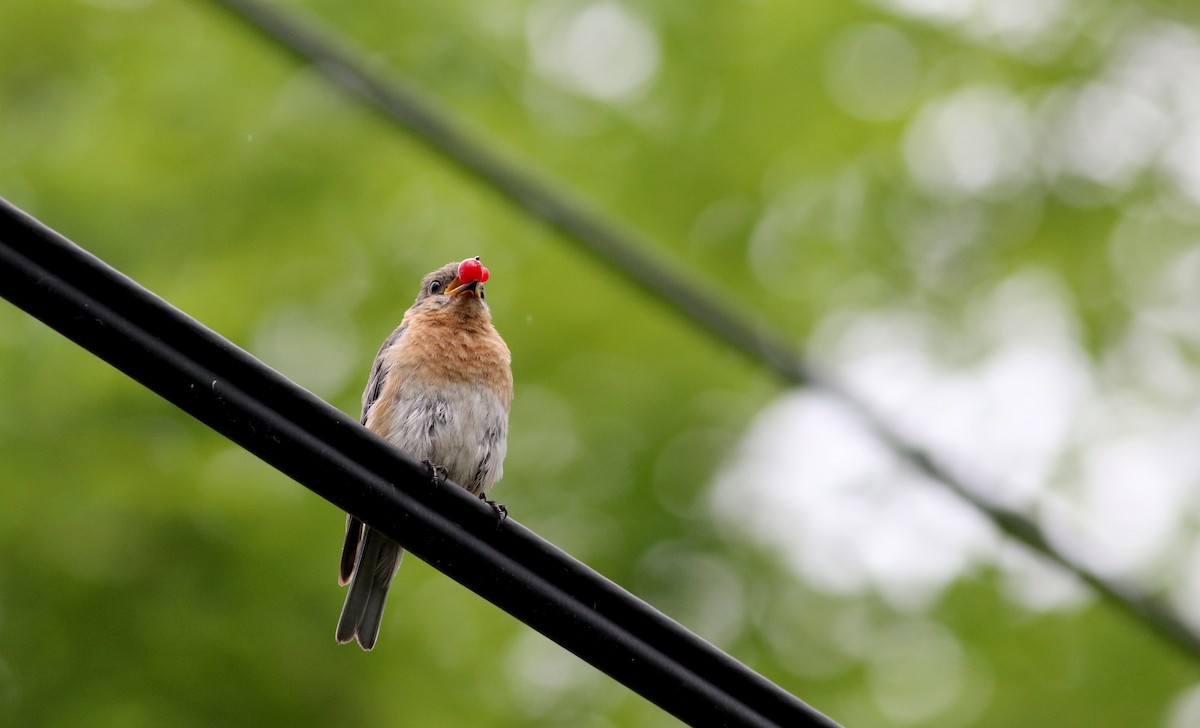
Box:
336 257 512 650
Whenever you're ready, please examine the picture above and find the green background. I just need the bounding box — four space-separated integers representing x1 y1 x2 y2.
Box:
3 0 1200 726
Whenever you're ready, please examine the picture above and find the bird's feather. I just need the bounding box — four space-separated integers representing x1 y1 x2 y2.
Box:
336 527 402 649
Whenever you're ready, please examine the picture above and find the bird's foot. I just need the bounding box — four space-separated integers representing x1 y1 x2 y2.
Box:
422 459 449 486
478 493 508 525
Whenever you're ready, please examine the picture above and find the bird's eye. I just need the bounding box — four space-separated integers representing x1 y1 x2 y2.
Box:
429 280 442 294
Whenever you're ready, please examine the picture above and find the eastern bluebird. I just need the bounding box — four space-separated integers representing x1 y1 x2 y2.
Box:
336 258 512 650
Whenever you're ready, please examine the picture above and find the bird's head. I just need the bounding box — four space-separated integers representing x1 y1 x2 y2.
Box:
412 257 492 313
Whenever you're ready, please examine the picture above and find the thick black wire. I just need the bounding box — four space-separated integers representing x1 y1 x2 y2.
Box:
0 198 842 727
201 0 1200 661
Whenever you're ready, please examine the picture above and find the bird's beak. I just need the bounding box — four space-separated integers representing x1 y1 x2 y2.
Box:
446 277 481 298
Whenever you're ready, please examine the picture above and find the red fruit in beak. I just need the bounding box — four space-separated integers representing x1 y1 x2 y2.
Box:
458 257 488 284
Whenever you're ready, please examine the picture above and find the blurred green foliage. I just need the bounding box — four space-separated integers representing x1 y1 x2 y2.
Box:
3 0 1200 726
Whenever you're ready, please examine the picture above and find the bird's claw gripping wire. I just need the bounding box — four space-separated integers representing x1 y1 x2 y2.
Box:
422 459 449 486
479 492 508 526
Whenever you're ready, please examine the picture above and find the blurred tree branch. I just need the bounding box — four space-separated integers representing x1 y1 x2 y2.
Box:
204 0 1200 661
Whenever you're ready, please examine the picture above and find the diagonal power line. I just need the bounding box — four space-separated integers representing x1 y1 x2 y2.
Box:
204 0 1200 660
0 197 841 728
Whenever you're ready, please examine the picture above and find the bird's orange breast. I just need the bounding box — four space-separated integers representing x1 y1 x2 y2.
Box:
381 307 513 405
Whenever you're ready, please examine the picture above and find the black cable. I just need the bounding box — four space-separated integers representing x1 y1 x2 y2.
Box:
0 198 842 726
200 0 1200 661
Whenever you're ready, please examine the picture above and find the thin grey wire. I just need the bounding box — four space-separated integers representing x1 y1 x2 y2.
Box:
205 0 1200 660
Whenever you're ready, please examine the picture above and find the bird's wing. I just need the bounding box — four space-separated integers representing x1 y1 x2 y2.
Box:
341 322 408 586
361 323 407 424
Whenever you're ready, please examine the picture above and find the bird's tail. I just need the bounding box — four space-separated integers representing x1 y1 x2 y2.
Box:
336 523 403 650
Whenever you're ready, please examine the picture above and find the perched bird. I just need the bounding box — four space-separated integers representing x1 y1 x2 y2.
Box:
336 257 512 650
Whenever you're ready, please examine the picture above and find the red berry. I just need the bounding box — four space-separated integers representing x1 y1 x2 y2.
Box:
480 265 490 282
457 257 484 283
